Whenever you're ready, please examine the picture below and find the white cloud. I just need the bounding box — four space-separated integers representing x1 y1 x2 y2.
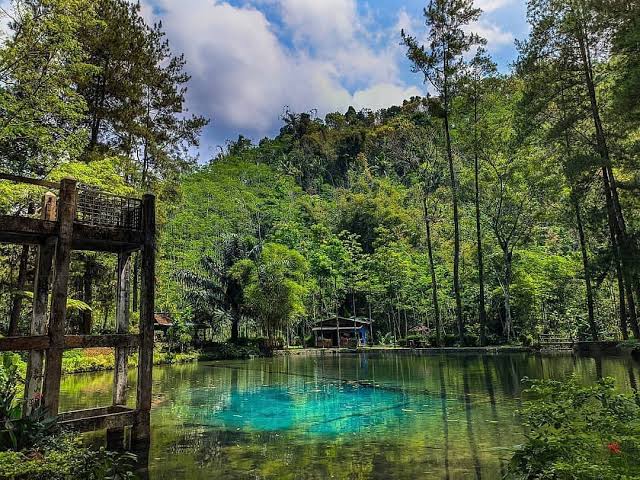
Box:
395 8 419 37
277 0 398 83
351 83 422 111
279 0 358 48
140 0 418 149
474 0 514 13
469 21 514 47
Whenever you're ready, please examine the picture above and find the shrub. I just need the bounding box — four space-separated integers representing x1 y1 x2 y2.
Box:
618 339 640 360
1 355 135 479
62 349 113 373
153 350 199 365
519 334 534 347
442 334 458 347
463 334 479 347
399 335 426 347
199 342 262 360
508 376 640 479
0 353 57 452
377 332 395 345
0 433 136 480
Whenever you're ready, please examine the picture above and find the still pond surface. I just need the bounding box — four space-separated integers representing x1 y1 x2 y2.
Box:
59 352 640 479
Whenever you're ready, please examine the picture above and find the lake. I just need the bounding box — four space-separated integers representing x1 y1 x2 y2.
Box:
59 352 640 479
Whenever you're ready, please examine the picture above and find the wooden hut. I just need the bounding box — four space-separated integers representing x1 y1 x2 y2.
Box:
311 316 372 348
154 312 173 340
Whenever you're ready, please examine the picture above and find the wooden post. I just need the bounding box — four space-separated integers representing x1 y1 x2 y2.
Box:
43 179 76 417
108 251 131 465
133 194 155 441
23 193 57 416
113 252 131 405
106 425 125 451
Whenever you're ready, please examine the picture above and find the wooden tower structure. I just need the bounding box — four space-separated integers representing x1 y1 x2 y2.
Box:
0 174 155 442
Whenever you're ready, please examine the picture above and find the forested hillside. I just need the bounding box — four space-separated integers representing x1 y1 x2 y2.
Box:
2 0 640 347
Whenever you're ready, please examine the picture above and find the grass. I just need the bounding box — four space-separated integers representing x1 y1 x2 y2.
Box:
11 347 200 376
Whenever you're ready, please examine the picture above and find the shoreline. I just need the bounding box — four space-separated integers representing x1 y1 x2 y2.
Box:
273 345 533 356
53 341 634 376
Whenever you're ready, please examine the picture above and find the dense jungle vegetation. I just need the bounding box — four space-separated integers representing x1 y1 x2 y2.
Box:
0 0 639 351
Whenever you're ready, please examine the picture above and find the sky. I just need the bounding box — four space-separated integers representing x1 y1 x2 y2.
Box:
139 0 530 159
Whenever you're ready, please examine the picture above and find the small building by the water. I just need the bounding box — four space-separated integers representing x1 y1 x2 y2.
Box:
154 312 174 340
154 312 212 344
311 317 372 348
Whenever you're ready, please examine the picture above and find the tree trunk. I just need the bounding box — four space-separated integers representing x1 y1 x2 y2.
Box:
502 249 513 342
625 281 640 338
576 31 636 337
473 98 487 345
572 194 598 340
423 196 441 346
230 306 240 343
443 101 464 344
8 245 29 336
88 65 107 151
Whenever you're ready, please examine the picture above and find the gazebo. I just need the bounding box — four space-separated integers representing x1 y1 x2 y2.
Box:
311 316 372 348
153 312 174 340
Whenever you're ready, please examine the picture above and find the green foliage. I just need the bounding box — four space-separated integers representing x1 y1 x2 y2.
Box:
618 340 640 356
18 291 92 313
2 0 640 355
398 334 427 347
199 341 263 360
0 353 56 452
232 242 308 338
509 377 640 479
0 433 136 480
0 0 96 176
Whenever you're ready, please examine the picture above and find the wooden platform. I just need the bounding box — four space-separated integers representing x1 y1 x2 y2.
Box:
0 215 144 252
59 406 138 433
0 174 155 442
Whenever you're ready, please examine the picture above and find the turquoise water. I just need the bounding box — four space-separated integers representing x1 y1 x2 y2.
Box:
192 382 416 435
59 352 640 479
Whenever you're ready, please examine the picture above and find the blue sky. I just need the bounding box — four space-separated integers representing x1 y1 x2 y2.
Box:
139 0 529 159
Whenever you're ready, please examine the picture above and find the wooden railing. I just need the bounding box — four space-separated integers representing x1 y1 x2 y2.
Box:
76 187 142 230
1 173 143 231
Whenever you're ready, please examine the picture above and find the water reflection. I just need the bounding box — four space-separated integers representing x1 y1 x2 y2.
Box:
59 352 640 480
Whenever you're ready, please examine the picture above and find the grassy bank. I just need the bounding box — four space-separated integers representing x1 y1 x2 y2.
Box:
10 347 199 377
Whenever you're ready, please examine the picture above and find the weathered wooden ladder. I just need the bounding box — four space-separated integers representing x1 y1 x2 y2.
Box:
0 174 155 447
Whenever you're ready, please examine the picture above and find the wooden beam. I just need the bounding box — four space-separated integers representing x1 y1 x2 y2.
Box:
114 252 131 405
0 335 49 351
59 404 131 421
0 334 139 351
58 406 136 433
0 173 59 189
0 216 57 244
134 194 155 441
43 178 77 417
72 223 144 252
0 216 144 251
